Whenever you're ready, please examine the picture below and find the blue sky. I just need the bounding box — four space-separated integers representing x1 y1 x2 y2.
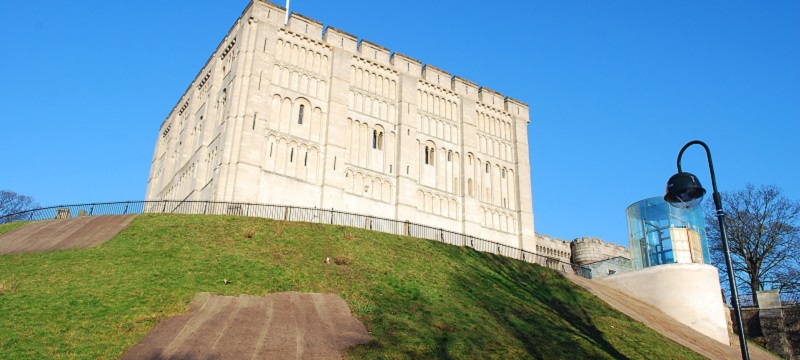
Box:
1 1 798 246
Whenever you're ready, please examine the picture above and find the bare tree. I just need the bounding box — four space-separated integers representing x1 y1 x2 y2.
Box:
705 184 800 305
0 190 39 223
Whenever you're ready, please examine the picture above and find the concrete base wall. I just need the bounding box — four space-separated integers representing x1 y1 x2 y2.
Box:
599 263 730 344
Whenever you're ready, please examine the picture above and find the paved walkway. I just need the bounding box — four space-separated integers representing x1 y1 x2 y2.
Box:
567 274 776 360
0 214 137 254
121 292 372 360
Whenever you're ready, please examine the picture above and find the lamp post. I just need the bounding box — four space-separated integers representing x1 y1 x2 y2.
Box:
664 140 749 359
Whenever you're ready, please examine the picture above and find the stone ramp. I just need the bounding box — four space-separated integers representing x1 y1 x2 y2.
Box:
121 292 372 360
0 214 137 254
566 274 776 360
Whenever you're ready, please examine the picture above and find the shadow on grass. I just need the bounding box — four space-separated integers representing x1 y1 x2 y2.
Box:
347 277 457 359
346 243 631 359
452 250 630 359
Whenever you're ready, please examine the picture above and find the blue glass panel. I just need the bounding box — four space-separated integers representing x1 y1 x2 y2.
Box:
626 196 710 269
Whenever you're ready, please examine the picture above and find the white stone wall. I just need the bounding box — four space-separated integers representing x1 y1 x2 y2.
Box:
534 233 573 264
600 264 731 345
145 0 535 250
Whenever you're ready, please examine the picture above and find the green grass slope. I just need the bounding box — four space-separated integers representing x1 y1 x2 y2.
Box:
0 214 703 359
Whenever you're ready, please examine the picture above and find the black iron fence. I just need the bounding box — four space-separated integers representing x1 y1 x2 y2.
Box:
1 200 591 278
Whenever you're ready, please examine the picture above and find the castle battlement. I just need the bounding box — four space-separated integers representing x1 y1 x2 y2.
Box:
162 0 530 126
572 236 628 252
451 76 479 100
533 232 572 263
249 0 527 115
535 232 569 245
572 236 630 266
358 39 392 66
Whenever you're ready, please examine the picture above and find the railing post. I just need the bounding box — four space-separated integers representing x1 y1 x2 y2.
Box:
284 207 289 221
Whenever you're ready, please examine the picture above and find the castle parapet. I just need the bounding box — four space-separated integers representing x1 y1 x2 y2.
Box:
571 236 630 266
358 39 391 66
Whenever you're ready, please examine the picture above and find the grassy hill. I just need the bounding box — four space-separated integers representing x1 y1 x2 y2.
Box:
0 214 703 359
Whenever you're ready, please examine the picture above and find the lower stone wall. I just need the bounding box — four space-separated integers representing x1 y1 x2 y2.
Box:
738 308 763 338
787 306 800 359
734 306 799 359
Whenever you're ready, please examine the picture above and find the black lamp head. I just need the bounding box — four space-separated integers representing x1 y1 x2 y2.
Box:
664 172 706 208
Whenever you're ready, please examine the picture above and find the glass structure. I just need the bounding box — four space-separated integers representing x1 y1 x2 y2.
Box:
626 196 710 269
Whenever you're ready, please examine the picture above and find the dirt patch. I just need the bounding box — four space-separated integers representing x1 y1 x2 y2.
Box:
0 215 137 254
567 274 777 359
121 292 371 360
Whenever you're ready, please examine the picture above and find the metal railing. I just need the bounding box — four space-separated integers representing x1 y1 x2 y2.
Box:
1 200 591 278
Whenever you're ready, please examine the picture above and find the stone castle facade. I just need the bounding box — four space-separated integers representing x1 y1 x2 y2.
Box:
535 234 630 266
145 0 536 251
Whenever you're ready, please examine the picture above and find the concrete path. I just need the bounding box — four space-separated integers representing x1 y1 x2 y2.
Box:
0 214 137 254
121 292 372 360
567 274 776 360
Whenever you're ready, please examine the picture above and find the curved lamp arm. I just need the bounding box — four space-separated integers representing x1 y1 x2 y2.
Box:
676 140 724 212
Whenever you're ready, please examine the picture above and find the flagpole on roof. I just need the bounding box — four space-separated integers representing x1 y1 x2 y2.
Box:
284 0 290 25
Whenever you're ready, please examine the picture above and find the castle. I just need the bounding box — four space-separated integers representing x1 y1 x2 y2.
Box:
145 0 536 251
144 0 629 262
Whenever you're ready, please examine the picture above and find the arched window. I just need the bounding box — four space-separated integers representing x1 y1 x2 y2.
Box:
429 147 435 166
372 126 385 150
447 151 452 162
298 104 304 124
